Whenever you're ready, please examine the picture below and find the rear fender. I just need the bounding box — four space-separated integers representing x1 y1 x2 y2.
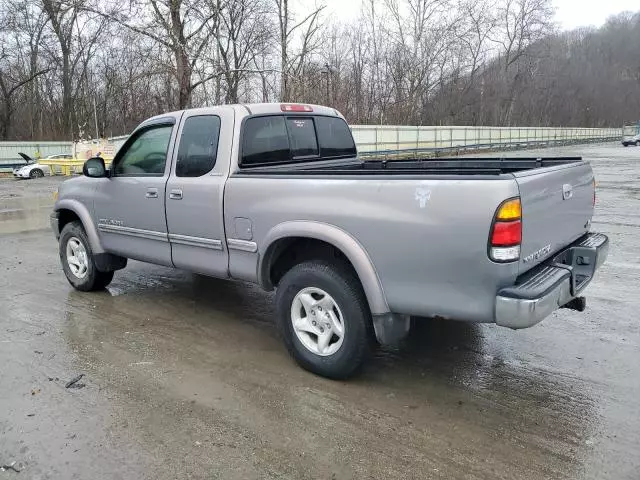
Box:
259 221 389 315
54 199 105 254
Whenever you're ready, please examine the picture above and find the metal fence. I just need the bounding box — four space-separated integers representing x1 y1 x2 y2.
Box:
0 141 72 169
351 125 621 157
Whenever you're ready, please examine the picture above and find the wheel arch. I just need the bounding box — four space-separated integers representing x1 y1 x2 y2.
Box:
55 199 105 254
258 221 389 315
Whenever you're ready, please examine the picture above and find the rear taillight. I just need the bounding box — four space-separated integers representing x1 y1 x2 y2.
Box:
489 198 522 262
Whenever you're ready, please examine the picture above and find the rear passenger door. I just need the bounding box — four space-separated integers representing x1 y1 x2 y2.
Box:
165 108 233 277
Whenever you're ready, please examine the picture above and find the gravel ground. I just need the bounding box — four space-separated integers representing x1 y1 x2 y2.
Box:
0 175 66 199
0 142 638 480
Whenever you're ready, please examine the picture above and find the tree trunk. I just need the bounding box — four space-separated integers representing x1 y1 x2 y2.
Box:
0 103 11 140
279 0 289 101
61 49 73 138
0 76 12 140
170 1 192 109
175 48 192 109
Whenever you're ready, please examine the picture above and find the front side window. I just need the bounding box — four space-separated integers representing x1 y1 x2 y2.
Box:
176 115 221 177
113 125 172 176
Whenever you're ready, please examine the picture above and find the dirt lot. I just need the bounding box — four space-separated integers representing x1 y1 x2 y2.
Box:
0 143 638 479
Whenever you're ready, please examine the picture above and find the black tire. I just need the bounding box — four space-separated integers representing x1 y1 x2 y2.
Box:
30 168 44 178
623 142 629 147
275 260 373 379
59 221 114 291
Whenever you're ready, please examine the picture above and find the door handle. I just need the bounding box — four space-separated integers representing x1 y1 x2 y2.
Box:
169 189 183 200
146 188 158 198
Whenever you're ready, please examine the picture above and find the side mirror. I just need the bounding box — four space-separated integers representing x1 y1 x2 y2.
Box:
82 157 107 178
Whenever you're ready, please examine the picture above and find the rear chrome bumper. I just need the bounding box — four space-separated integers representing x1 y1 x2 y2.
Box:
495 232 609 329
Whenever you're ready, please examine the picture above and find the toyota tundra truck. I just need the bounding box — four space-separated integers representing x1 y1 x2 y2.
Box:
50 103 609 379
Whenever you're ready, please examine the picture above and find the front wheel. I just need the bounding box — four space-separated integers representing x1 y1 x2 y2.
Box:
59 221 114 291
276 260 373 379
30 168 44 178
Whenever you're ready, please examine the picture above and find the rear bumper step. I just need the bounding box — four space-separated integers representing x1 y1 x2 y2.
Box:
495 232 608 329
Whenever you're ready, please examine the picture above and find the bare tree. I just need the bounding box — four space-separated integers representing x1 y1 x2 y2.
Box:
217 0 270 103
40 0 107 138
0 49 49 139
0 1 50 139
2 0 640 141
91 0 221 109
491 0 553 124
274 0 325 101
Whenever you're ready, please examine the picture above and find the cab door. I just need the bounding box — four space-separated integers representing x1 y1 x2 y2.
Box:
165 108 233 277
93 118 178 266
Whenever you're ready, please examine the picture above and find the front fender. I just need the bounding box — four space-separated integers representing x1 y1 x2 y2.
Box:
259 221 389 315
54 199 105 254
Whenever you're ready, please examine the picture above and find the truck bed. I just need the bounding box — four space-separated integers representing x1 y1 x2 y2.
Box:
236 157 584 176
229 153 595 315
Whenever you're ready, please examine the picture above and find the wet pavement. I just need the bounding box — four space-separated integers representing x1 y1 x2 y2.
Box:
0 143 639 479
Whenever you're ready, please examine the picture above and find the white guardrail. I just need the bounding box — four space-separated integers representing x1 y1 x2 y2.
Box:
350 125 621 156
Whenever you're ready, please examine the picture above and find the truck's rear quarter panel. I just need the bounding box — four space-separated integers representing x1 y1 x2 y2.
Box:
224 175 520 322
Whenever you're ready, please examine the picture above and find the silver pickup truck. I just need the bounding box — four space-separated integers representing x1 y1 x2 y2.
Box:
51 103 609 379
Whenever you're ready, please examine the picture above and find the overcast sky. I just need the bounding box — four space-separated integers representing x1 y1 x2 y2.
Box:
324 0 640 31
556 0 639 29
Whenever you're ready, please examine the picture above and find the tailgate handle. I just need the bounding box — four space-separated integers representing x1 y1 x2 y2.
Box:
562 184 573 200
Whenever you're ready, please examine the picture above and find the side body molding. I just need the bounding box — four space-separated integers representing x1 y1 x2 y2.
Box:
259 221 389 315
54 199 105 254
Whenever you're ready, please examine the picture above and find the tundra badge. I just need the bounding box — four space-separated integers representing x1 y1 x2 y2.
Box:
523 244 552 263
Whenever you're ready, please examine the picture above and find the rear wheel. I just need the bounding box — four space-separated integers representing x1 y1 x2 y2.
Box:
59 221 114 291
30 168 44 178
276 260 372 379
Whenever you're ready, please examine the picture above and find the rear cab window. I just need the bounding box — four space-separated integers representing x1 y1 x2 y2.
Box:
241 115 356 167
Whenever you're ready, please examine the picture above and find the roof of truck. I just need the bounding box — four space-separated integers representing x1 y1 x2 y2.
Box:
138 103 344 131
239 103 341 117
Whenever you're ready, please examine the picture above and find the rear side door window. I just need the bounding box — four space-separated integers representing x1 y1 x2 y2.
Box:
176 115 221 177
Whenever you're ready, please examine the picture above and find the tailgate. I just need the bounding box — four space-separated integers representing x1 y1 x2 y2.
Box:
514 162 594 274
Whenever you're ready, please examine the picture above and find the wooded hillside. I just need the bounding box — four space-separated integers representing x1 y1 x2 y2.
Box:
1 0 638 140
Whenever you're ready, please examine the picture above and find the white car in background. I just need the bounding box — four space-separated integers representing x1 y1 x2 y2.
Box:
622 134 640 147
12 153 71 178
